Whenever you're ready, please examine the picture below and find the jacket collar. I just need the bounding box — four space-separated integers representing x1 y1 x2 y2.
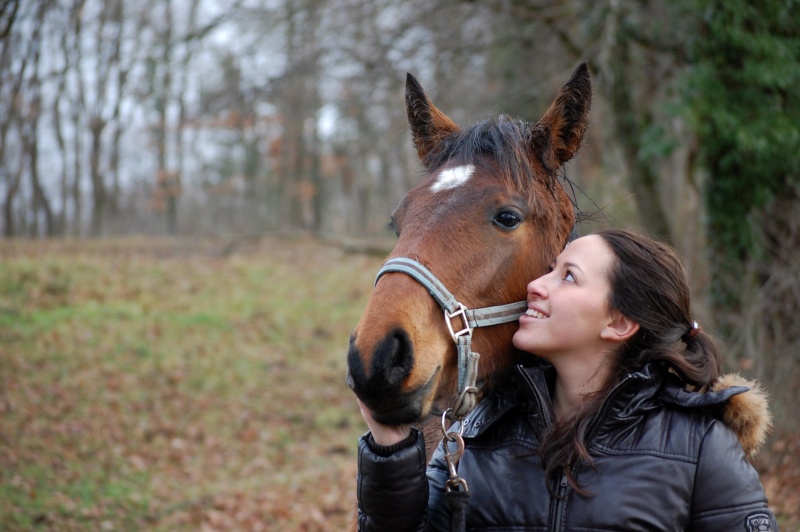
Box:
660 373 748 408
459 361 771 457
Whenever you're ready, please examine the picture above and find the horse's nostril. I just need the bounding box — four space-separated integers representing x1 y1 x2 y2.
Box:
386 365 407 386
377 329 413 386
346 328 414 407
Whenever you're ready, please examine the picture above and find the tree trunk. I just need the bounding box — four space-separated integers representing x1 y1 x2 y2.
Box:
89 118 107 236
604 8 671 240
3 170 21 237
160 0 177 234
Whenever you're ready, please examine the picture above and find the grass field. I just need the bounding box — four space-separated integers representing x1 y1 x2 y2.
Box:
1 236 797 530
0 236 384 530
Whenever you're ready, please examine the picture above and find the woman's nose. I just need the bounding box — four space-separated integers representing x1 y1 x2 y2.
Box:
527 275 549 299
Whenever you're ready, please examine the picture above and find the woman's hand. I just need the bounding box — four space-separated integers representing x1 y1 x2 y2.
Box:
357 399 412 446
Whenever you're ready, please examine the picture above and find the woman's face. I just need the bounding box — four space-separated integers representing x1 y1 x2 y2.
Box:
512 235 618 360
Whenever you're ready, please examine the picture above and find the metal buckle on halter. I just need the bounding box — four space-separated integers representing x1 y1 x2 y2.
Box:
444 303 472 342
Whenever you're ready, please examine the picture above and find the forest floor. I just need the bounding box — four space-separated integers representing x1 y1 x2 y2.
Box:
1 236 798 531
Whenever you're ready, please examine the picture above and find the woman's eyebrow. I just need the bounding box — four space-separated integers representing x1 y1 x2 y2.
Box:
563 261 584 275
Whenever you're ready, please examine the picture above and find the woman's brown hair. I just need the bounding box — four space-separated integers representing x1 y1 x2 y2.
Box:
539 229 723 494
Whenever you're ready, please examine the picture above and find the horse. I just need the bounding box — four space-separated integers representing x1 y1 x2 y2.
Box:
347 64 592 459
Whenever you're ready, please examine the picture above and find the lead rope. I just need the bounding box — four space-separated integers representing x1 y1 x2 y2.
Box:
442 397 472 532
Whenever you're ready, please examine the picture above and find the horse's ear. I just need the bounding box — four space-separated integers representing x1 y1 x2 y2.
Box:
533 63 592 171
405 73 460 162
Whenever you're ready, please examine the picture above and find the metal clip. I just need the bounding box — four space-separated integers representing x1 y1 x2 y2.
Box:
443 432 466 488
444 303 472 342
446 476 469 493
441 408 464 439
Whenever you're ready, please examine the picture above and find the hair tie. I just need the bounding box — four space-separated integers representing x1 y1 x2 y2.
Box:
687 320 701 339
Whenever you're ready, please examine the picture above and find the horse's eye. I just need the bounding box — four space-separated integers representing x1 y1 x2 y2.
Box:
387 219 399 237
494 211 521 229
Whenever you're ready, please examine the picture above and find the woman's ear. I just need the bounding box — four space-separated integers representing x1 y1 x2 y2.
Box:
601 311 640 342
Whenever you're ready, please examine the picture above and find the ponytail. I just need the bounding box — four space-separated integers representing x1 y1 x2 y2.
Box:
599 229 723 388
678 325 722 388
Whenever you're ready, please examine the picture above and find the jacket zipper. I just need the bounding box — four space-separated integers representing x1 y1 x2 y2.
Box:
521 369 641 531
548 473 569 531
552 373 640 531
518 368 565 532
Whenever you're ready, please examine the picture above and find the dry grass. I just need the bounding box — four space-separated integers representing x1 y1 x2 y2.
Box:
0 236 381 530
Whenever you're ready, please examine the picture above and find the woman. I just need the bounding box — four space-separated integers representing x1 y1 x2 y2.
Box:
356 229 777 531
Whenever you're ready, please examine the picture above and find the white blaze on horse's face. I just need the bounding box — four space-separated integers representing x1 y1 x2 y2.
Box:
430 164 475 193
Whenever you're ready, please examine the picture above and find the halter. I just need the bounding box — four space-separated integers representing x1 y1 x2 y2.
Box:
374 257 527 419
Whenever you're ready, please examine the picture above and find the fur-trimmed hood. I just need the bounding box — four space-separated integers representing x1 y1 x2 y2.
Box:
711 374 773 459
661 371 773 459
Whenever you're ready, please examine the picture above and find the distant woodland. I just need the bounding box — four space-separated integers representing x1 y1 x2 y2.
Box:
2 0 799 425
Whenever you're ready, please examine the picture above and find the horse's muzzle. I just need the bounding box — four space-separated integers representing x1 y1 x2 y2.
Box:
346 329 438 425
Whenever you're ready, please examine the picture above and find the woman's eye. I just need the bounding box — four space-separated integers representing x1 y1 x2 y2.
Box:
494 211 521 229
564 271 575 282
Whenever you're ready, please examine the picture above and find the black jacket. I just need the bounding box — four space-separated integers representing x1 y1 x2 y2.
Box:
356 362 778 531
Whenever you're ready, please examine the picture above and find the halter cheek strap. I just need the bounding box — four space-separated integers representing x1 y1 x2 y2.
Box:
375 257 527 418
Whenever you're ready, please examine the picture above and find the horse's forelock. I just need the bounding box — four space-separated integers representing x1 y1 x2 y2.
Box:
423 116 570 222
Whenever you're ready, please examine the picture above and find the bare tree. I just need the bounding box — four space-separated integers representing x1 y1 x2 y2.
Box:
84 0 124 235
0 0 55 236
0 0 20 40
24 26 54 237
60 0 90 237
0 0 27 236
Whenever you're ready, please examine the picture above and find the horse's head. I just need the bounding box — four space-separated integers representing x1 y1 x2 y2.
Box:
347 65 592 425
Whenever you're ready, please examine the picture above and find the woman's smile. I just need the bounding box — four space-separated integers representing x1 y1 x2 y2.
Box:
523 307 548 319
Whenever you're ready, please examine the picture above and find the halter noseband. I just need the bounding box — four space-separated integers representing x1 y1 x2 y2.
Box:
374 257 527 419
